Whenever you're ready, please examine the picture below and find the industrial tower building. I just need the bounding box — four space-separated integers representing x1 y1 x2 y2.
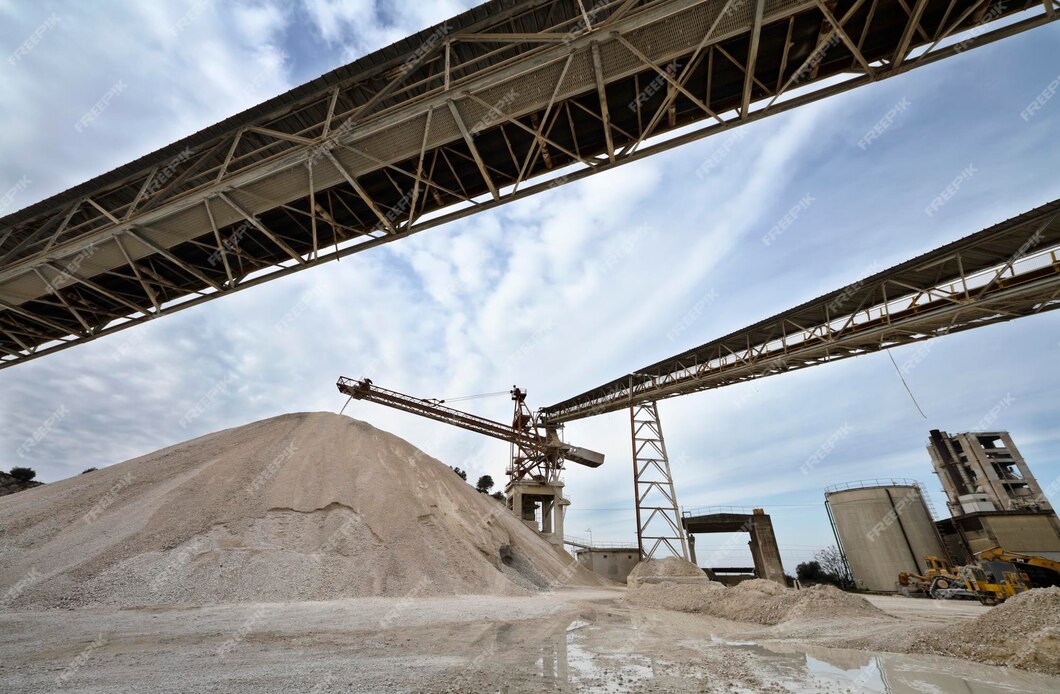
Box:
928 430 1060 563
928 430 1052 516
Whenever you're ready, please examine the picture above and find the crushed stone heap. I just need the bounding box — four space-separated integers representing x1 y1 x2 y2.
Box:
626 559 889 625
0 412 602 609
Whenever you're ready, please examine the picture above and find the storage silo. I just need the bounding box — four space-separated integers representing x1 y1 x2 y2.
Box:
824 480 946 592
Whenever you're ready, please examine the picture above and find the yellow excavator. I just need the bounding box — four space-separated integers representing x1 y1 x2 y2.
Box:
899 547 1060 605
961 547 1060 605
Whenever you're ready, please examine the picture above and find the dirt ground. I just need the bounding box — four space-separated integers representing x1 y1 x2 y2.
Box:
2 587 1058 693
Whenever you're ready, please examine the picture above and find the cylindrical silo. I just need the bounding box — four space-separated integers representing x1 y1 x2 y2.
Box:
824 480 946 592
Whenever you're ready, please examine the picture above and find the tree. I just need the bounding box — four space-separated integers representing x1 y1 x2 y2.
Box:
9 467 36 483
450 466 468 481
796 561 826 583
796 548 854 588
491 491 505 501
814 546 854 588
81 467 98 474
475 475 494 494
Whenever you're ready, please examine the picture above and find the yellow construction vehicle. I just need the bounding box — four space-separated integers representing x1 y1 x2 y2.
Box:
961 547 1060 604
958 562 1028 605
898 547 1060 604
976 547 1060 585
897 556 974 600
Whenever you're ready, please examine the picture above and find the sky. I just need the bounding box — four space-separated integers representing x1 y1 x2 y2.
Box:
1 1 1059 573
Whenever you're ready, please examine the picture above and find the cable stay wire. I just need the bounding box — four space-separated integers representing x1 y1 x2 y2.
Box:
430 390 510 404
887 350 928 419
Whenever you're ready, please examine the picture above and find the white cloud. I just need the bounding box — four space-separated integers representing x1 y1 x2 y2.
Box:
299 0 475 59
2 4 1059 576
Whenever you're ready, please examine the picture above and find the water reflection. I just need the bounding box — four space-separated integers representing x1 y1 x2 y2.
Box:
508 615 1060 693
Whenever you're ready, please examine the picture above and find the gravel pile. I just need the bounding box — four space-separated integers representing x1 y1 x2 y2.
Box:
0 412 601 609
909 587 1060 674
626 581 726 611
627 572 889 626
627 556 709 587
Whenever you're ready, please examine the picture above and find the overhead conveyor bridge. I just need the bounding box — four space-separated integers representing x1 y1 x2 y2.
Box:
2 0 1056 369
542 198 1060 424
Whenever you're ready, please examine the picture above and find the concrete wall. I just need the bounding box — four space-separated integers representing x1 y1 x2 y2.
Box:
961 513 1060 560
826 485 945 592
575 548 641 583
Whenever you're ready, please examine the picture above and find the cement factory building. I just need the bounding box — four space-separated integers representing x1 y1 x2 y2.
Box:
827 430 1060 591
928 430 1060 564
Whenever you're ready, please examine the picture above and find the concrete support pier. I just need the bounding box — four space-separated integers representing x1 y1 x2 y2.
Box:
681 507 786 585
507 479 567 546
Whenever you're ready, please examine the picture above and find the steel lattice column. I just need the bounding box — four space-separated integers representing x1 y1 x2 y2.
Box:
630 401 688 560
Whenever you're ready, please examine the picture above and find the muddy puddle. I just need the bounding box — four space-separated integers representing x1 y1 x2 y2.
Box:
503 612 1060 692
714 636 1055 693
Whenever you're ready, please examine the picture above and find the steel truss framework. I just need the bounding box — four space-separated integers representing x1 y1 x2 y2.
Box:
631 401 690 559
543 198 1060 423
335 377 603 484
1 0 1056 369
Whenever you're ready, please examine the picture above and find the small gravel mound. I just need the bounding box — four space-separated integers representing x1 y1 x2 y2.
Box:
628 570 890 627
626 580 725 612
627 557 708 587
